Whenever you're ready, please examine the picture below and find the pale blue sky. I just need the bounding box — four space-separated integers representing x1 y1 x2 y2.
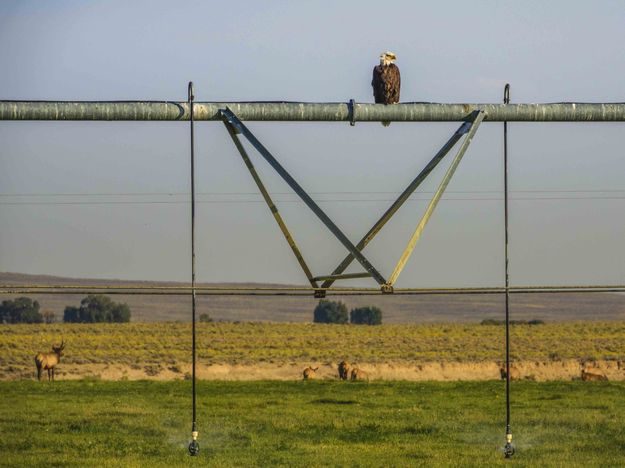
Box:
1 0 624 287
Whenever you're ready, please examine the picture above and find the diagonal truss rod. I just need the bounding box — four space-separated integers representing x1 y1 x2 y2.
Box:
320 118 475 290
220 108 484 292
220 108 387 285
387 110 485 286
222 121 319 289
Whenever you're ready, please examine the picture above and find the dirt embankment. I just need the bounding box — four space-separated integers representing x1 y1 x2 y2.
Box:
16 359 625 382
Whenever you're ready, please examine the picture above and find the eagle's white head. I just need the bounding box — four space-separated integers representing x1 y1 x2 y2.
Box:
379 51 397 66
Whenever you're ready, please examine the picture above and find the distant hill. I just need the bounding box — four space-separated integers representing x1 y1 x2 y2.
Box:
1 272 624 323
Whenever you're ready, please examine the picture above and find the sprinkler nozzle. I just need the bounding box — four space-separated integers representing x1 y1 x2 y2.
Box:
188 430 200 456
503 433 515 458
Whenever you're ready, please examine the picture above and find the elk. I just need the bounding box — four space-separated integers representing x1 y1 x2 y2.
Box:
499 365 520 381
350 367 369 382
302 366 319 380
35 340 65 381
581 369 608 381
338 361 351 381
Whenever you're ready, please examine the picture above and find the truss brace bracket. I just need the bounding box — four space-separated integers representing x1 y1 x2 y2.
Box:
348 99 356 126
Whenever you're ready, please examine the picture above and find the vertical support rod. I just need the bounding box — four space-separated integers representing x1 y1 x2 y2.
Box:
503 83 514 458
188 82 200 456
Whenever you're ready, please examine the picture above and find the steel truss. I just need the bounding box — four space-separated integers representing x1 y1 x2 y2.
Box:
220 108 485 296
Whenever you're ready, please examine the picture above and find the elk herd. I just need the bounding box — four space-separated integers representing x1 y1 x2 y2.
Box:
302 360 369 381
499 363 609 382
303 361 610 382
28 339 613 383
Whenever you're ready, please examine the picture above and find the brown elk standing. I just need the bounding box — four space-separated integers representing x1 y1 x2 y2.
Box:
499 365 521 381
338 361 351 381
303 366 319 380
351 367 369 382
581 369 608 381
35 340 65 381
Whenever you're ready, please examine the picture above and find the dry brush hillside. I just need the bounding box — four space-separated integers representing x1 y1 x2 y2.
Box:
3 321 625 381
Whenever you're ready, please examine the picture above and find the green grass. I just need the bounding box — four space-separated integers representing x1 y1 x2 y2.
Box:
1 380 625 467
3 322 625 378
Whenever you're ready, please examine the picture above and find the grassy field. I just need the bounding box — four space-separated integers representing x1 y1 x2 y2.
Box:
3 322 625 377
1 380 625 467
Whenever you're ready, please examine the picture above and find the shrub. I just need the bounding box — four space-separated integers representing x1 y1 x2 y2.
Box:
63 295 131 323
0 297 43 323
199 313 213 323
350 306 382 325
480 318 500 325
313 300 348 324
480 318 545 326
63 306 80 323
527 319 545 325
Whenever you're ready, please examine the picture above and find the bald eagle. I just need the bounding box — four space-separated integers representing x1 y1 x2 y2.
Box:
372 51 400 126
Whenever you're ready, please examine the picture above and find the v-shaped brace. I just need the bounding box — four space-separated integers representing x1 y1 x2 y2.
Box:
220 108 484 294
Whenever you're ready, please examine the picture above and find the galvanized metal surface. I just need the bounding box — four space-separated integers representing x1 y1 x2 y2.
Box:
2 100 625 121
311 272 372 282
3 285 625 296
387 111 485 286
4 283 625 292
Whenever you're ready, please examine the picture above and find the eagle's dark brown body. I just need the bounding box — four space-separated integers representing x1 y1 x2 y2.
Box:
372 63 401 104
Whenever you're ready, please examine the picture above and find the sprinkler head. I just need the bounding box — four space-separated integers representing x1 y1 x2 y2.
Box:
503 442 515 458
503 433 515 458
188 429 200 456
188 440 200 456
